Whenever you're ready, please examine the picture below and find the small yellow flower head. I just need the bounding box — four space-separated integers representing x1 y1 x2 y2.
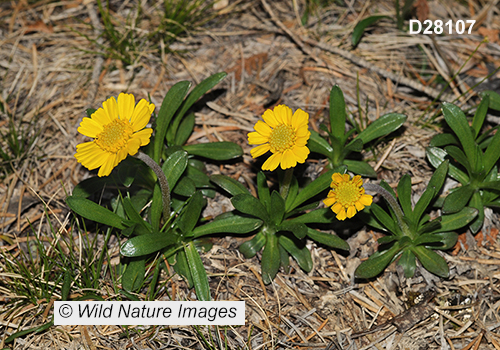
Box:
248 105 310 171
323 173 373 221
75 93 155 177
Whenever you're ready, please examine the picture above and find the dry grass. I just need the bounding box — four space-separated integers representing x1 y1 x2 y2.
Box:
1 0 500 349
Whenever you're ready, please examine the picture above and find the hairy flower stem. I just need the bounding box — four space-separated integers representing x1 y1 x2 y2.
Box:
364 183 410 235
280 168 294 200
134 151 170 219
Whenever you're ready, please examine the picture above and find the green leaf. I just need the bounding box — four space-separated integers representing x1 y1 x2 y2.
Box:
287 169 334 211
186 164 211 188
174 112 195 146
397 175 413 221
122 259 145 292
426 159 449 196
343 138 363 155
269 191 286 226
279 235 313 272
154 81 191 162
411 186 435 232
120 232 177 257
288 207 334 224
445 145 471 173
183 141 242 160
370 203 399 235
352 15 390 46
66 196 126 230
257 171 271 212
232 193 270 223
429 133 459 148
162 150 189 189
430 207 478 233
355 243 401 279
168 72 227 143
416 232 458 250
184 241 211 301
210 174 248 196
472 95 489 138
329 85 346 140
173 249 193 288
278 221 307 239
442 103 478 172
442 185 474 214
307 130 333 158
483 124 500 175
173 176 196 197
481 180 500 191
479 90 500 111
261 232 280 284
122 197 152 235
355 113 406 144
306 228 349 250
239 231 266 258
398 249 416 278
411 246 449 277
469 191 484 234
191 215 262 238
150 184 163 230
426 147 469 185
344 159 377 177
176 191 204 235
71 176 109 198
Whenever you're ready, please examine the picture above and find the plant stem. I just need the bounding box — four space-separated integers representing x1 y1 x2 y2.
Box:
280 168 294 200
134 151 170 219
364 182 410 235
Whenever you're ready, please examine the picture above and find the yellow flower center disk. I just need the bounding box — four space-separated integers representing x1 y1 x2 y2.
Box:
269 124 296 153
95 119 134 153
335 181 362 207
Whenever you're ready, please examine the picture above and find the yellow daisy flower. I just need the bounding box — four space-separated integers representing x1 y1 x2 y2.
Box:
75 93 155 177
248 105 310 171
323 173 373 221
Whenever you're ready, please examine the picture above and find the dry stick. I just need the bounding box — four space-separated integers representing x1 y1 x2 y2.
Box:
82 1 105 127
260 0 326 67
259 0 461 104
300 36 458 104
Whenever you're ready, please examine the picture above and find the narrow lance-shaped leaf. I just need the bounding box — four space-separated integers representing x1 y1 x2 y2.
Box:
287 169 334 211
184 241 211 301
154 81 191 162
352 15 390 46
411 246 449 278
442 103 478 172
355 113 406 144
191 215 262 238
121 232 177 257
279 235 313 272
355 243 401 279
329 85 346 140
261 233 280 285
210 174 249 196
66 196 126 230
167 72 227 144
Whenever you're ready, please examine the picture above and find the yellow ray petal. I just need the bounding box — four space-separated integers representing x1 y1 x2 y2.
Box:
130 99 153 131
254 120 272 137
262 109 279 128
78 117 103 138
102 96 119 121
118 93 135 121
250 143 270 158
262 152 282 171
248 132 269 145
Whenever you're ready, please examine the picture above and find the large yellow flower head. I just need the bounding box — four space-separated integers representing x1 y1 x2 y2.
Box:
323 173 373 221
75 93 155 177
248 105 310 171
